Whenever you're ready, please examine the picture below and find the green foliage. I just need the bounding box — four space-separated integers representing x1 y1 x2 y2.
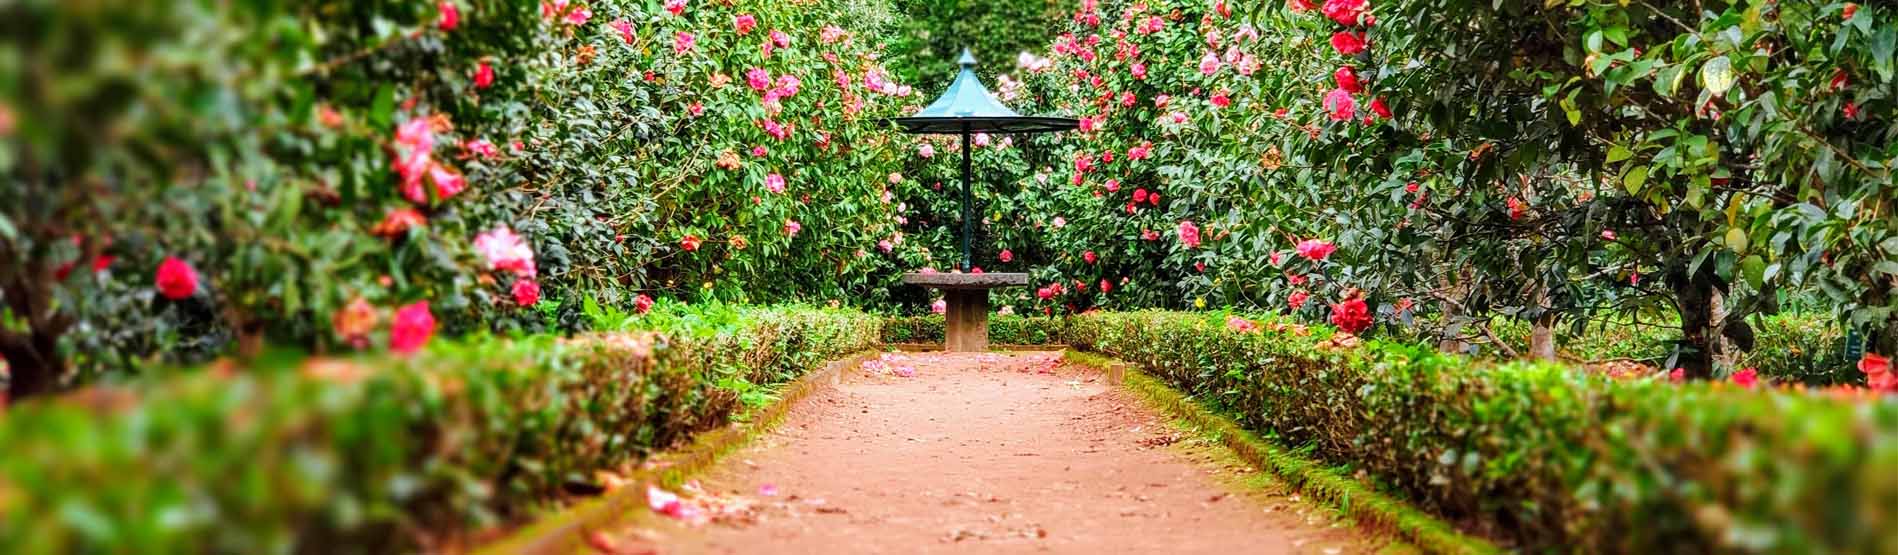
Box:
878 313 1069 344
887 0 1067 91
0 305 879 553
1067 310 1898 553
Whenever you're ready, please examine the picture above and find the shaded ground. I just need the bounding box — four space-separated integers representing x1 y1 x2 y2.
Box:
624 351 1403 554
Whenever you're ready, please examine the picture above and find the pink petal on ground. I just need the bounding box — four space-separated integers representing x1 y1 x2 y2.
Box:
759 484 780 496
647 484 681 514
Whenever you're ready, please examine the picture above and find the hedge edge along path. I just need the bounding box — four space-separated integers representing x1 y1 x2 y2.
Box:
1061 350 1503 555
476 349 882 555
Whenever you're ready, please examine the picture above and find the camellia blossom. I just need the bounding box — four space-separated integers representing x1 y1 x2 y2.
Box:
332 296 378 347
877 239 894 253
783 219 802 237
765 173 786 194
1861 353 1895 392
664 0 687 16
512 278 541 307
1370 97 1392 119
1330 32 1367 55
438 1 460 30
463 139 499 160
734 13 757 34
821 25 847 44
1334 67 1361 93
1178 220 1202 248
746 68 772 91
932 299 947 315
999 249 1014 263
1198 51 1221 75
673 31 696 54
1288 290 1310 310
610 19 635 44
373 207 428 238
918 143 935 158
770 29 792 48
154 256 199 300
1083 250 1098 264
1324 88 1356 121
1731 368 1760 387
1322 0 1367 26
474 226 537 278
680 235 702 252
634 293 655 314
1329 297 1373 334
1210 91 1231 108
1227 316 1259 333
390 301 437 354
1296 239 1336 261
564 6 591 25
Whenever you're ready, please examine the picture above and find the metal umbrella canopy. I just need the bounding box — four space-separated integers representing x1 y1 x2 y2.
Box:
891 48 1077 272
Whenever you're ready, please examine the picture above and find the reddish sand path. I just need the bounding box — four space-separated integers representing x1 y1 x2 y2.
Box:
636 351 1398 554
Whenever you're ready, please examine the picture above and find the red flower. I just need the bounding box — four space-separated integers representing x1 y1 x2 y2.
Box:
1084 251 1098 264
154 256 199 300
1669 368 1686 383
1287 0 1316 12
1370 97 1392 119
1210 91 1232 108
1322 0 1366 26
1100 279 1113 294
473 61 494 89
1831 69 1850 92
390 301 436 354
1037 286 1055 300
611 19 635 44
634 294 655 314
1329 32 1367 55
1288 290 1310 310
1296 239 1336 261
1133 188 1149 203
1843 2 1857 21
512 278 541 307
680 235 702 252
1731 367 1759 387
1507 197 1526 220
373 208 428 238
1844 102 1860 120
1329 297 1373 334
999 249 1014 263
1334 67 1361 93
1177 220 1202 249
1861 353 1895 392
734 13 757 35
1324 88 1356 121
437 1 460 31
1404 181 1419 193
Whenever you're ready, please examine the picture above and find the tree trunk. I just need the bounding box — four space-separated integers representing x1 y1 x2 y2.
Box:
1529 313 1557 361
1667 262 1719 379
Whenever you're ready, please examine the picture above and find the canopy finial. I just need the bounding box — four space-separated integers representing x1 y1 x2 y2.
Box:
958 47 977 69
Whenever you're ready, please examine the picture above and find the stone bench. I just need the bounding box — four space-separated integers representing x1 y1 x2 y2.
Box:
901 272 1029 352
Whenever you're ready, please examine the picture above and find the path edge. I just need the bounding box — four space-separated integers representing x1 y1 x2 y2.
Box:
474 349 883 555
1060 350 1506 555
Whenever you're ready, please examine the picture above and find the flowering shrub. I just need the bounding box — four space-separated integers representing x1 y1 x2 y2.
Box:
0 305 879 553
1067 310 1898 552
1 0 916 395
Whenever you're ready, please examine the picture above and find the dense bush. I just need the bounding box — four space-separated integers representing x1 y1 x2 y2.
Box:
1 0 918 395
879 313 1069 345
1480 312 1856 385
1067 310 1898 553
0 305 878 553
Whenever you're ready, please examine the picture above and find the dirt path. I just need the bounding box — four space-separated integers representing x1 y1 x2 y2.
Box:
630 351 1400 554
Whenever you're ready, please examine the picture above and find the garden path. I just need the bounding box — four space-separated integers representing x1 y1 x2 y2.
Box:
625 351 1399 554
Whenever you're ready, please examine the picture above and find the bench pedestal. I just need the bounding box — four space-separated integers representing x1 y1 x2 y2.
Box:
901 272 1029 353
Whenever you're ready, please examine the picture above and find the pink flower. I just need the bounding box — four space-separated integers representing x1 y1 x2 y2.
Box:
999 249 1014 263
1324 88 1356 121
663 0 687 16
673 31 696 54
1601 229 1617 240
564 7 591 25
1133 188 1149 202
888 172 903 184
390 301 437 354
1669 368 1686 383
918 143 935 158
1270 251 1284 265
746 68 772 91
610 19 635 44
512 278 541 307
396 117 435 152
1131 62 1148 80
1288 290 1310 310
974 133 991 147
1227 316 1259 333
1296 239 1336 261
770 29 792 48
474 226 537 278
783 219 802 237
752 145 768 157
680 235 702 252
1329 297 1373 334
154 257 199 300
1288 0 1316 11
1334 67 1361 93
1731 368 1759 387
1322 0 1366 26
877 239 894 253
821 25 847 44
1198 51 1220 75
1330 32 1367 55
1211 91 1231 108
687 102 704 117
1037 286 1055 300
765 173 786 194
438 1 460 31
427 165 466 200
734 13 757 34
1177 220 1202 248
1128 141 1153 160
1084 251 1098 264
634 294 655 314
1105 179 1121 193
1861 353 1895 392
761 119 789 140
463 139 499 159
931 299 947 314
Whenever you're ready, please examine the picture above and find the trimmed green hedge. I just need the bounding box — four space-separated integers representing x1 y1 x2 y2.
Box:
0 306 878 554
1066 311 1898 553
1484 313 1853 385
878 314 1069 345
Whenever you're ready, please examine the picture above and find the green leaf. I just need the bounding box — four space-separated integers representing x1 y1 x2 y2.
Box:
1699 56 1735 96
1726 227 1750 254
1606 145 1633 163
1622 166 1649 194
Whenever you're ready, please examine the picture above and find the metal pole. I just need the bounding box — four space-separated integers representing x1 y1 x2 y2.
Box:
960 127 973 272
